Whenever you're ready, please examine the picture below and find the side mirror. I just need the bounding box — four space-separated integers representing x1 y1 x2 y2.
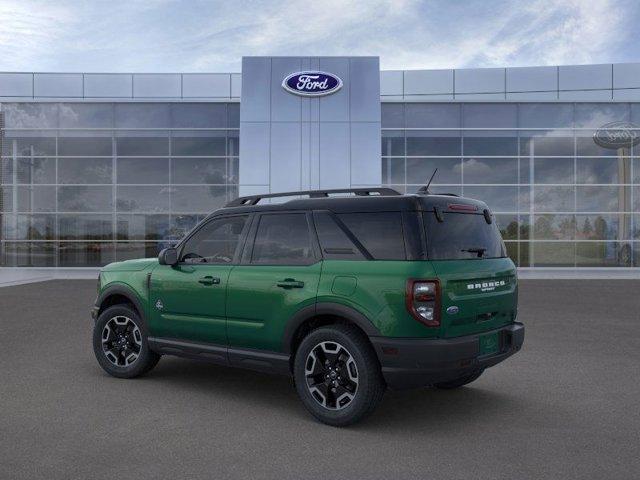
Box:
158 248 178 266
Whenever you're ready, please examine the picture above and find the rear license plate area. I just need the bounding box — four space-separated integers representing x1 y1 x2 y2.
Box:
479 332 500 356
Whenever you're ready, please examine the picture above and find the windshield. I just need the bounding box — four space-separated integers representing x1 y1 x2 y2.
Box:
423 212 507 260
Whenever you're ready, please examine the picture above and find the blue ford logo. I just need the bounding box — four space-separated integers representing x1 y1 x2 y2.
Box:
282 71 343 97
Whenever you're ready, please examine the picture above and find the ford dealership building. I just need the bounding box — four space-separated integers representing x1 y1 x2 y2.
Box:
1 56 639 274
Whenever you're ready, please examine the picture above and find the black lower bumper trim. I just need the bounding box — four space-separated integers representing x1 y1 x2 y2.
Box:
370 323 524 390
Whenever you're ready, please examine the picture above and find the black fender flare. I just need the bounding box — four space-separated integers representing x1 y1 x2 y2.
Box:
95 284 147 322
281 302 381 354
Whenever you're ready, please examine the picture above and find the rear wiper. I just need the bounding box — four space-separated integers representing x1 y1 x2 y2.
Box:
461 247 486 258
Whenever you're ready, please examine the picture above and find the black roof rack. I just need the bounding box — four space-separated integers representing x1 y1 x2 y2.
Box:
225 187 401 207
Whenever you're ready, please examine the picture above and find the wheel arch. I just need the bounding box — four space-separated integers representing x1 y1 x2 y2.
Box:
97 284 147 322
283 303 381 357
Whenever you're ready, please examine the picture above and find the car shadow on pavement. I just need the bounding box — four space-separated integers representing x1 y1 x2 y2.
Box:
131 356 524 431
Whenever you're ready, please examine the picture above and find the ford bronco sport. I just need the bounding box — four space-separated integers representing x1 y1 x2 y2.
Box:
92 188 524 426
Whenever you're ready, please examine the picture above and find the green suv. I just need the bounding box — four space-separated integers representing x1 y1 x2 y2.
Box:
92 188 524 426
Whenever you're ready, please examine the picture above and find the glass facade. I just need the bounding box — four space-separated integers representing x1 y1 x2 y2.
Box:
0 102 239 267
382 103 640 268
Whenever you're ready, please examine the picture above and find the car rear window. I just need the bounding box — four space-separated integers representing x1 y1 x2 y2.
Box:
337 212 406 260
423 212 506 260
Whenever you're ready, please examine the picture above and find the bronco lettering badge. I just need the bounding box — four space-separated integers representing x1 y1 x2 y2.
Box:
467 280 506 292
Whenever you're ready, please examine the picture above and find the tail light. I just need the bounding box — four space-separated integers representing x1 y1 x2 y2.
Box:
406 279 440 327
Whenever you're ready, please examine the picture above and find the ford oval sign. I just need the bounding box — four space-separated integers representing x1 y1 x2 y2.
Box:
593 121 640 149
282 71 343 97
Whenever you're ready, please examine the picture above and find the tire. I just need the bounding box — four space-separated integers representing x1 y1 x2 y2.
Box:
434 369 484 389
93 304 160 379
293 325 385 427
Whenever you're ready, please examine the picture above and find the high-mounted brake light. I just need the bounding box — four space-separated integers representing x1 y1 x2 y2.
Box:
406 279 440 327
448 203 478 212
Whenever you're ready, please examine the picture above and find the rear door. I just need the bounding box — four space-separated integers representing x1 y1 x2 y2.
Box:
226 212 321 352
423 210 517 338
149 214 250 344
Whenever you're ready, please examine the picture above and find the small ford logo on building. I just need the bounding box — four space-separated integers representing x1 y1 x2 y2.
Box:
593 121 640 149
282 71 343 97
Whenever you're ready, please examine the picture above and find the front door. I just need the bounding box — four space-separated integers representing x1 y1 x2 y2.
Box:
149 214 250 345
226 212 321 352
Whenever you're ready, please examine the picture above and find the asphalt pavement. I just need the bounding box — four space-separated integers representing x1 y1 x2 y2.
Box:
1 279 639 480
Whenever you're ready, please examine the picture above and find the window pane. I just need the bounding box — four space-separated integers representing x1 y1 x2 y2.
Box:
534 158 574 184
533 186 575 212
228 104 240 127
58 158 112 184
338 212 406 260
2 242 56 267
576 134 626 156
3 136 56 156
227 130 239 157
381 130 404 156
17 186 56 212
3 104 58 128
531 242 575 267
406 157 461 185
382 157 405 184
58 186 112 212
463 104 516 128
406 104 460 128
16 157 56 184
116 214 171 241
171 103 227 128
574 103 630 128
494 214 519 241
518 104 574 129
170 214 202 239
114 104 170 128
1 186 12 211
463 135 518 156
171 134 226 156
115 242 164 261
576 242 631 267
59 214 113 240
463 158 517 184
519 134 574 156
576 186 630 212
463 186 518 212
1 157 12 183
533 215 575 240
116 158 169 184
171 186 226 212
58 242 114 267
171 158 227 184
116 186 170 213
381 103 404 128
181 215 248 264
576 157 628 184
58 103 113 128
576 214 630 241
58 137 113 156
116 136 168 156
406 131 461 156
251 214 313 265
13 214 55 240
313 212 365 260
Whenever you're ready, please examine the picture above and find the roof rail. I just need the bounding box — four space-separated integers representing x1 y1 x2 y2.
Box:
225 187 401 207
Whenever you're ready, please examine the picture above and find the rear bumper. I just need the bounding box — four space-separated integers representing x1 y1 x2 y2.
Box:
370 323 524 390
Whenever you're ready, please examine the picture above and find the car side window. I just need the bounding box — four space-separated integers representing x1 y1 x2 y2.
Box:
251 213 314 265
180 215 248 264
337 212 406 260
313 212 365 260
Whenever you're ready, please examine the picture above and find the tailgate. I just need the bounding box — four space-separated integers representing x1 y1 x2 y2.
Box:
432 258 517 338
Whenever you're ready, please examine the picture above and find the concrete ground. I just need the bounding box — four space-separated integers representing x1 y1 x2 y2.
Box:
1 280 638 480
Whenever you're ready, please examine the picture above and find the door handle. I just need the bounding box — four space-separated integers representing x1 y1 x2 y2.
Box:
198 276 220 286
276 278 305 289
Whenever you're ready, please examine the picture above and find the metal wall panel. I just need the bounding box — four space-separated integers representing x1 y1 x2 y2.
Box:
380 71 403 96
613 63 640 89
559 64 611 91
270 57 302 122
319 57 349 122
183 74 230 98
0 73 33 97
270 122 302 192
319 122 350 188
349 57 381 122
455 68 504 94
351 122 381 185
506 66 557 92
133 74 181 98
404 69 453 95
34 74 83 97
84 74 132 98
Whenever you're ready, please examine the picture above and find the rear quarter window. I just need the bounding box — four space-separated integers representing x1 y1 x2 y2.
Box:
337 212 406 260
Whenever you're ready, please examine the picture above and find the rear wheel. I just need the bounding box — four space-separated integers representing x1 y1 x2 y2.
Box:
434 369 484 389
93 304 160 378
294 325 385 427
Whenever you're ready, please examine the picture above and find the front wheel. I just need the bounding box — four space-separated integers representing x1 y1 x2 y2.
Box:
93 305 160 378
293 325 385 427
